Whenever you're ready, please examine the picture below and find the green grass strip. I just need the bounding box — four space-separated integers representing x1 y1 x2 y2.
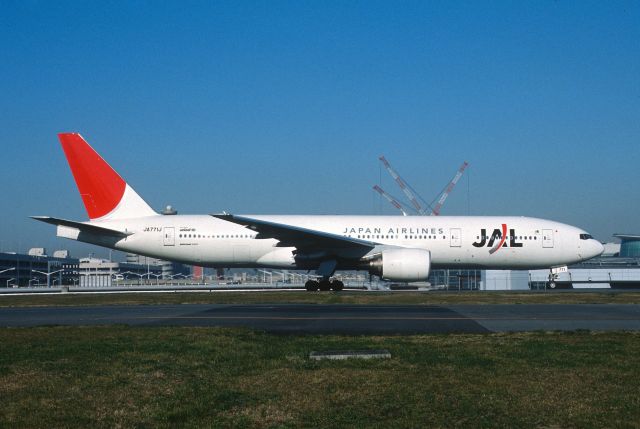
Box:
1 327 639 428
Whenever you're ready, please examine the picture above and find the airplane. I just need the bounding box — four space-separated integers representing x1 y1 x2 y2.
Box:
33 133 605 291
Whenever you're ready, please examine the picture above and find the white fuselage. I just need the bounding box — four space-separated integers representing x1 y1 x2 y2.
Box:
44 134 605 281
59 214 604 271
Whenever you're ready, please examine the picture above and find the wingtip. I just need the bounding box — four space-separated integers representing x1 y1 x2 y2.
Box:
211 212 233 218
30 216 58 227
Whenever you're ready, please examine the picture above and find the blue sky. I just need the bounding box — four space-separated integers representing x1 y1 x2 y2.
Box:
1 1 638 257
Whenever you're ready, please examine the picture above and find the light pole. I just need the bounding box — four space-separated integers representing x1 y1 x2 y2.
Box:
120 271 145 286
32 269 64 288
0 268 16 288
130 272 145 285
258 270 273 285
148 273 161 285
108 249 113 281
168 273 188 285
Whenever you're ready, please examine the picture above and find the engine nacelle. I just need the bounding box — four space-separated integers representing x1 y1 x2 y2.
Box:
368 248 431 282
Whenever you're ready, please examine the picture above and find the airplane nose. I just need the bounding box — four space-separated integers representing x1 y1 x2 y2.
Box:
578 239 604 261
584 240 604 259
593 240 605 257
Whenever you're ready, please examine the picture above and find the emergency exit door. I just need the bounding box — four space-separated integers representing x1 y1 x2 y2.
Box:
542 229 554 248
450 228 462 247
163 227 175 246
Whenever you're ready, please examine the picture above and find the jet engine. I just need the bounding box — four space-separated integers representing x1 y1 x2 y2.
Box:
366 248 431 282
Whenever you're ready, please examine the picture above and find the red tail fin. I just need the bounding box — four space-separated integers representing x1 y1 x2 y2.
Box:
59 133 126 219
58 133 156 220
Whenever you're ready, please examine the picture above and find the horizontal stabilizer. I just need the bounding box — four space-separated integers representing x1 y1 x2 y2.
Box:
31 216 132 238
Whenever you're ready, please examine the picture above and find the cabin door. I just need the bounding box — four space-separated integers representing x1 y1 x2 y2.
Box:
542 229 554 248
450 228 462 247
163 227 175 246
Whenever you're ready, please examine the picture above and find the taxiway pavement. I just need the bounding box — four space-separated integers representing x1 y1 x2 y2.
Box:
1 303 639 333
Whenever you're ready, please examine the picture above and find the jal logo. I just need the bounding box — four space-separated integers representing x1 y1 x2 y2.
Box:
472 224 523 254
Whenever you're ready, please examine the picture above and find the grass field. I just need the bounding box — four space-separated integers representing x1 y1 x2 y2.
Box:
2 290 640 307
1 327 639 428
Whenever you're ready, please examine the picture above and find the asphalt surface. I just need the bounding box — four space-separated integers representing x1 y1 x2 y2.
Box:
1 303 640 333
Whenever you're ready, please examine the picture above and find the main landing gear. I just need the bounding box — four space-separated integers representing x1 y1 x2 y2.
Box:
305 278 344 292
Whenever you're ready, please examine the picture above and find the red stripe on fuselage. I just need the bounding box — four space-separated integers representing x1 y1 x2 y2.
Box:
489 223 508 255
58 133 126 220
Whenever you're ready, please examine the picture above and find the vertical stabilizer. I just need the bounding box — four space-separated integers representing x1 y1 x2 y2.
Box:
58 133 158 221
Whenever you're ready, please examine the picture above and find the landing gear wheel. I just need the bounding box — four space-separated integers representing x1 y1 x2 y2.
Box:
318 279 332 291
331 280 344 291
305 280 319 292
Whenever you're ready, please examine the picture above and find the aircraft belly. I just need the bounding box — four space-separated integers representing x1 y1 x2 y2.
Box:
255 247 296 268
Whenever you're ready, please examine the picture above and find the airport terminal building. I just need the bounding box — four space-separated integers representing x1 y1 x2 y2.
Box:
1 234 639 290
396 235 640 291
0 250 189 288
480 234 640 290
0 251 78 287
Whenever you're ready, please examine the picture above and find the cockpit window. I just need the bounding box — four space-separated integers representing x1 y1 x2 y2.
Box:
580 233 593 240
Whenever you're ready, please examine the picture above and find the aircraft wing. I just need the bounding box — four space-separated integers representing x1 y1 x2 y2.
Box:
211 214 375 251
31 216 133 238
